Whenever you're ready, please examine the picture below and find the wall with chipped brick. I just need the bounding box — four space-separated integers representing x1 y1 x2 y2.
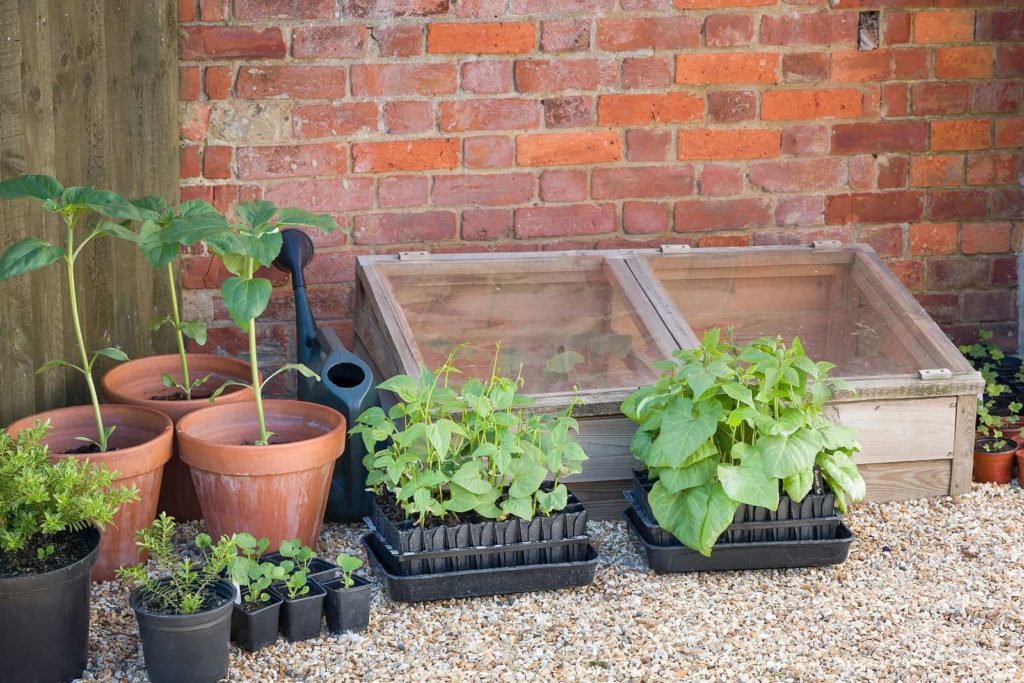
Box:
177 0 1024 383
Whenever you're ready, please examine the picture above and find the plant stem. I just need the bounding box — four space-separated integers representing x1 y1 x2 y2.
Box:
65 214 108 450
166 264 193 399
246 257 268 444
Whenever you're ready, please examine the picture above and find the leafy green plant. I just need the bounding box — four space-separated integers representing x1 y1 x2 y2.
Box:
281 568 310 600
621 330 866 557
117 513 238 615
976 401 1005 439
225 533 284 607
351 347 588 526
167 200 337 444
335 553 363 589
0 421 138 557
278 538 316 573
0 175 151 450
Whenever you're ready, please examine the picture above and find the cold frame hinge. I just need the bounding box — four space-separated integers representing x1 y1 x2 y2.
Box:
660 244 692 255
811 240 843 250
918 368 952 380
398 251 430 261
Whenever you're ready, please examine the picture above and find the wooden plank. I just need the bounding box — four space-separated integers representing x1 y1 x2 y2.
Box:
569 479 629 522
949 393 978 496
357 262 422 375
859 459 951 502
604 256 683 361
829 397 957 464
353 270 405 380
562 416 638 482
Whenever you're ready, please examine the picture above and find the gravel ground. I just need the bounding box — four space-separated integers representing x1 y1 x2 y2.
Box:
80 483 1024 683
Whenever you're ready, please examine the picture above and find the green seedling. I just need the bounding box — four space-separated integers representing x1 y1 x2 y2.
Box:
335 554 363 589
278 539 316 573
282 569 310 600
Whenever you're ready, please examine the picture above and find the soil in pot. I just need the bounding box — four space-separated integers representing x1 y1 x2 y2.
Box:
129 578 235 683
322 575 372 634
6 405 173 581
177 399 345 551
973 437 1017 484
271 580 326 642
0 527 100 683
100 354 254 521
231 589 282 652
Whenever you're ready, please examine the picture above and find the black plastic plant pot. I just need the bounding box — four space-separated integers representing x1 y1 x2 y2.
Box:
0 527 100 683
271 580 326 642
129 579 236 683
322 575 372 634
262 552 339 583
231 589 282 652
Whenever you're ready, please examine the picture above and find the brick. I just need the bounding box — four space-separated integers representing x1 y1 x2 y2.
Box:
205 66 232 100
848 156 875 191
882 84 909 117
372 25 424 57
178 0 196 21
877 156 908 189
427 22 535 54
381 101 432 134
352 139 460 172
748 158 848 192
909 155 964 187
760 12 858 46
995 118 1024 147
265 178 374 212
622 57 672 90
970 82 1023 115
433 173 534 206
517 132 620 166
461 61 513 94
962 222 1011 254
705 14 755 47
927 257 990 290
623 202 670 234
457 0 508 17
674 198 771 231
293 103 379 138
992 187 1024 219
782 53 829 82
510 0 612 11
625 129 671 161
992 257 1017 287
699 234 751 248
379 176 429 208
539 170 587 202
514 59 616 92
831 121 928 153
180 186 213 203
776 195 825 226
909 223 958 256
596 16 701 50
960 290 1014 323
180 145 200 179
464 135 516 169
675 0 773 7
353 211 457 245
935 46 991 80
514 204 616 238
967 152 1018 186
914 11 974 43
237 143 348 179
997 46 1024 78
826 191 924 223
439 98 540 131
462 208 511 241
752 228 850 248
931 119 990 151
676 53 778 84
543 97 594 128
342 0 451 17
679 129 780 160
893 48 928 79
699 165 743 196
351 63 457 96
857 225 904 258
885 12 912 44
541 19 590 51
203 146 231 180
912 83 968 116
592 166 695 200
180 66 199 102
761 88 862 120
830 50 892 82
887 259 924 292
781 125 830 155
293 26 368 59
180 27 287 60
975 10 1024 41
236 0 335 18
928 189 989 220
597 93 703 126
237 66 346 99
708 91 757 122
198 0 226 20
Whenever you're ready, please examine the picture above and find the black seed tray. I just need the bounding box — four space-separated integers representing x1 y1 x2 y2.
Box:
362 532 599 602
631 471 838 544
625 506 853 573
261 552 338 583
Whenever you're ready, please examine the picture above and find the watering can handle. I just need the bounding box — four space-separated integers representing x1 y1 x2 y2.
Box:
273 229 317 366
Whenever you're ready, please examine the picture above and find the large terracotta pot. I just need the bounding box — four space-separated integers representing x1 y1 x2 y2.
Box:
973 437 1016 484
100 354 254 521
177 399 345 552
7 405 173 581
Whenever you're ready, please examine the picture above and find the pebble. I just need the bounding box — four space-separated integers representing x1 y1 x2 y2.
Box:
76 483 1024 682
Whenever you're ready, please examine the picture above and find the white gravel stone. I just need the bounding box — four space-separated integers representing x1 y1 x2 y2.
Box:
76 483 1024 682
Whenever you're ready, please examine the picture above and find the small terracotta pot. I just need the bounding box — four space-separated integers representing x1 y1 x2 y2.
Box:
1017 449 1024 483
973 437 1017 485
7 404 173 581
177 399 345 552
100 354 254 521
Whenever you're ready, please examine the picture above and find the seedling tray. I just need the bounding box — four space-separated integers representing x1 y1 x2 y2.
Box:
625 505 853 573
362 532 599 602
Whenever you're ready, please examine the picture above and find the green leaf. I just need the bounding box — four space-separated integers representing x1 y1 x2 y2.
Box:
130 195 168 214
648 480 737 557
545 350 584 374
179 320 207 346
0 174 63 202
717 463 779 510
646 398 723 468
721 381 753 407
500 496 534 520
755 428 822 479
783 469 814 502
221 277 271 331
93 347 129 363
95 221 139 242
163 212 229 246
161 373 177 388
0 238 64 281
239 230 283 267
656 457 717 494
236 200 277 230
35 359 81 376
275 207 337 232
63 187 148 220
818 450 866 504
621 386 656 422
535 483 568 513
377 375 420 403
818 424 859 451
629 428 653 461
138 220 179 269
450 461 492 495
508 460 546 499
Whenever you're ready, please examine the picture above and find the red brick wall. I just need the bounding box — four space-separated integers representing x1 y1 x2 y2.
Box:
178 0 1024 380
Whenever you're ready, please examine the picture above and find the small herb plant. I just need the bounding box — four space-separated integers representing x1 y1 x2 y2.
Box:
0 175 151 450
117 513 238 615
351 347 588 526
335 554 363 589
0 421 139 562
622 330 866 557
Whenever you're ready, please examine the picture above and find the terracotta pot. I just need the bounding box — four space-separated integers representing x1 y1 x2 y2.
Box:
177 399 345 552
7 404 173 581
1017 449 1024 483
100 354 254 521
973 437 1016 485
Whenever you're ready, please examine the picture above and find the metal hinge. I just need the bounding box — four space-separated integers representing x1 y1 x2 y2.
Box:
398 251 430 261
660 244 692 254
918 368 952 380
811 240 842 250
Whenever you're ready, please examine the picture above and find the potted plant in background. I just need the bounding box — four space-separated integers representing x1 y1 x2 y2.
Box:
322 553 371 634
99 196 254 521
175 201 346 550
118 513 238 683
226 533 285 652
0 175 174 580
973 407 1017 484
0 422 137 683
621 331 865 571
